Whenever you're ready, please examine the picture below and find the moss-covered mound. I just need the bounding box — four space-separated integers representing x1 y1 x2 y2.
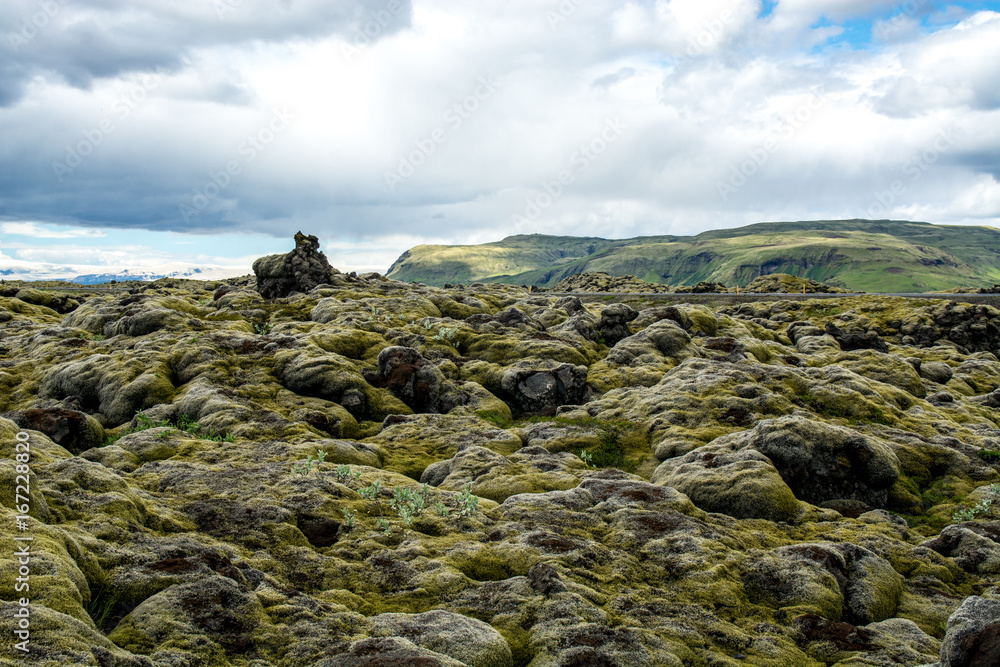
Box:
744 273 856 294
1 273 999 666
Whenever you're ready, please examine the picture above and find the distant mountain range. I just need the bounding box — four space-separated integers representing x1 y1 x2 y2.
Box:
1 265 236 284
70 269 206 284
385 219 1000 292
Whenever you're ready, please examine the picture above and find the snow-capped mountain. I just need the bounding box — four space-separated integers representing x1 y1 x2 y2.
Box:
0 262 246 283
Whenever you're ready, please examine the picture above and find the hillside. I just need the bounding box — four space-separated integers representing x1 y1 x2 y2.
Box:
386 219 1000 292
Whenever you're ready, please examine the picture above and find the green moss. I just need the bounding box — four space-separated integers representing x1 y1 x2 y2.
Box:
463 334 589 366
309 329 388 361
476 409 515 429
978 449 1000 463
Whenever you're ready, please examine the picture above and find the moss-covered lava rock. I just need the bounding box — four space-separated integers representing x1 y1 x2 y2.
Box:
2 269 1000 666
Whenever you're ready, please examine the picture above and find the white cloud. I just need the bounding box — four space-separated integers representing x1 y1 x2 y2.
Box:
0 222 107 238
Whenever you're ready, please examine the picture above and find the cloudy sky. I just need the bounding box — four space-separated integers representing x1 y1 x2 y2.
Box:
1 0 998 279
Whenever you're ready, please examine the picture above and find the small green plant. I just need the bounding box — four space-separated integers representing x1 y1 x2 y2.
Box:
435 501 450 517
341 508 356 529
389 484 430 528
456 483 479 517
290 459 313 476
579 450 595 467
253 321 272 335
177 414 200 434
135 411 157 430
335 465 361 485
359 480 385 517
290 449 327 476
423 318 433 330
376 516 392 535
952 483 1000 522
433 326 459 343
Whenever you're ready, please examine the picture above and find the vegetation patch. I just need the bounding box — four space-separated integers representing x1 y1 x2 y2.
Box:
977 449 1000 463
477 410 645 472
102 410 234 447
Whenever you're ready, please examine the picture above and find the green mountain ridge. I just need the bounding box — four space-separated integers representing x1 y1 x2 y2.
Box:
386 219 1000 292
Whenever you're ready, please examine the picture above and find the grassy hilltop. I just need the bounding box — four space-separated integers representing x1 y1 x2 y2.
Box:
386 219 1000 292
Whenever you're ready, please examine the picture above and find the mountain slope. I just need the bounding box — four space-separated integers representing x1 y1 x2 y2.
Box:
386 220 1000 292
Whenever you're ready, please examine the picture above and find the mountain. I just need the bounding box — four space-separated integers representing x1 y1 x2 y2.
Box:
0 263 235 284
71 271 170 284
69 269 217 284
385 219 1000 292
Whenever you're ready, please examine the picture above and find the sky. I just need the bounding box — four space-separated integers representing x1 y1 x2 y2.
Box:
1 0 999 279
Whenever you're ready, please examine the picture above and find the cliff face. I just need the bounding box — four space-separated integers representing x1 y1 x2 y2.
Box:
386 220 1000 292
2 271 1000 666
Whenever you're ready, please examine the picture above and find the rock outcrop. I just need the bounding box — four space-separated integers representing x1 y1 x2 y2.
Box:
253 231 340 298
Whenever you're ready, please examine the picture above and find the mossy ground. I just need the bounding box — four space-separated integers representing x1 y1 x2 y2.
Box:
1 277 999 666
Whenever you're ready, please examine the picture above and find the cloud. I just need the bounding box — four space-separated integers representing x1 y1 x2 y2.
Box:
0 0 413 106
0 0 998 280
592 67 636 89
1 221 107 238
873 11 1000 117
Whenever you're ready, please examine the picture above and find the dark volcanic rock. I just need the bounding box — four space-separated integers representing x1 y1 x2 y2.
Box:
494 307 539 329
687 281 728 293
825 322 889 353
746 416 899 508
253 231 339 299
527 562 567 596
597 303 638 346
1 408 104 454
369 346 443 413
500 363 588 415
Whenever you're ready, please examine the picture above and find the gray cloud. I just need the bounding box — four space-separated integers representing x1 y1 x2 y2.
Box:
1 0 412 106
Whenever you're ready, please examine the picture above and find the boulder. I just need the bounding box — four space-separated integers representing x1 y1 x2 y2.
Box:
938 595 1000 667
109 575 267 658
825 321 889 353
500 362 588 415
922 523 1000 576
921 361 955 384
597 303 638 345
368 609 513 667
652 442 803 522
752 542 904 624
654 416 899 519
315 637 474 667
369 346 444 413
734 416 900 508
604 319 693 366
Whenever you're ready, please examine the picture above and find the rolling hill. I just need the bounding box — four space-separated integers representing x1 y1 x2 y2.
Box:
386 219 1000 292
